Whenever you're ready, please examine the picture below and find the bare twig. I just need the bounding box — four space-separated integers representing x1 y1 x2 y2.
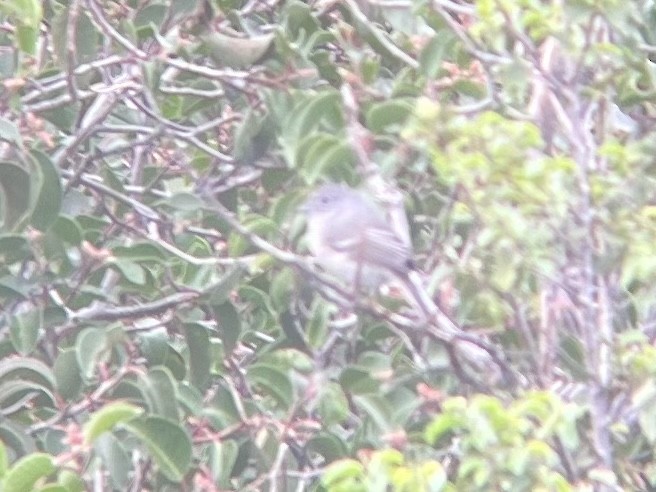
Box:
66 291 200 324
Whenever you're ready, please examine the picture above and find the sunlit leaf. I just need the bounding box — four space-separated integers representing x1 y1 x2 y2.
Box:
84 402 143 444
2 453 55 492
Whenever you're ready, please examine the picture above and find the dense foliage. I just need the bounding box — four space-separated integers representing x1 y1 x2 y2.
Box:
1 0 656 490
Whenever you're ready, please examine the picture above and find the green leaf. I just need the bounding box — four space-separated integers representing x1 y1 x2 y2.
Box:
107 379 144 405
0 162 31 230
0 379 54 413
212 301 241 355
57 470 85 492
30 151 63 231
227 215 278 256
307 433 348 463
139 331 168 366
3 453 55 492
318 383 349 426
0 420 36 458
0 356 56 389
633 380 656 444
51 216 83 245
339 367 379 394
352 395 394 433
134 4 167 29
0 118 22 147
184 323 211 391
84 402 143 444
76 327 109 381
419 33 456 78
36 484 68 492
170 0 196 16
247 364 294 408
16 24 39 55
9 308 42 355
0 47 13 79
307 299 331 349
202 32 274 68
284 90 342 146
177 382 203 415
425 413 462 445
304 140 356 184
112 243 166 261
123 416 192 483
0 276 28 300
0 235 30 263
205 267 243 304
202 383 242 428
0 0 42 27
53 348 82 401
233 110 275 163
93 434 131 490
269 267 296 313
365 99 413 133
321 459 365 488
41 105 77 133
284 0 321 35
51 8 98 68
157 347 185 381
138 367 179 420
209 440 239 487
164 345 187 381
167 192 205 211
279 309 307 349
0 440 7 479
111 259 147 285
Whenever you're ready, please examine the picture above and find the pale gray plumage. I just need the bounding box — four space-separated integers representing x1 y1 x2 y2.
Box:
303 183 435 317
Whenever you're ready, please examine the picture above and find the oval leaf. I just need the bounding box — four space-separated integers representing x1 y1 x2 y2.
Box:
123 416 192 483
3 453 55 492
0 162 31 230
9 308 42 355
84 402 143 444
30 150 62 231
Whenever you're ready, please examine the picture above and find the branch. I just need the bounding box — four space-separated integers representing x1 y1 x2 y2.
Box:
344 0 419 69
210 199 517 386
86 0 147 59
67 291 200 324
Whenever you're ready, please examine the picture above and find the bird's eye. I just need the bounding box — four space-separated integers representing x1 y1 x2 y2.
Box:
320 196 329 204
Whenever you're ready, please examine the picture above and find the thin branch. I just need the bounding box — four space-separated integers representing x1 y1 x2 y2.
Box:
431 3 510 64
56 92 123 168
432 0 477 16
344 0 419 69
86 0 147 58
127 96 235 162
159 85 225 98
65 0 81 103
22 54 128 103
67 291 200 324
61 170 160 220
29 366 134 435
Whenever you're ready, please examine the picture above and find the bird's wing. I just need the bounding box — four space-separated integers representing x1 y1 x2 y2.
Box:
362 227 413 272
325 226 413 275
320 193 414 273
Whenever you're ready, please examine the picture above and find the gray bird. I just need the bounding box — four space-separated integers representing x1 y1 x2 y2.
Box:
302 183 435 317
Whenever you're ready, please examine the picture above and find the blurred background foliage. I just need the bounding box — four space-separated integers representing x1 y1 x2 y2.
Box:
1 0 656 490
